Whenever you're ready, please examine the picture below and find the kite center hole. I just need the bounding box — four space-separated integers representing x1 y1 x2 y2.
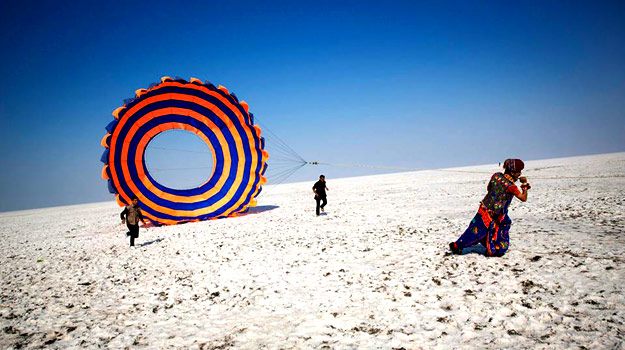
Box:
144 129 214 190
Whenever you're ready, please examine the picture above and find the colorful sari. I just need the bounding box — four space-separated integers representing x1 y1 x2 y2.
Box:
453 173 519 257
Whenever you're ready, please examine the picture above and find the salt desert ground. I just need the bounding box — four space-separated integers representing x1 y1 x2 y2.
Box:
1 153 623 349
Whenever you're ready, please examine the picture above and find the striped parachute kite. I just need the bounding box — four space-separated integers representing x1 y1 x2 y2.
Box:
100 77 268 226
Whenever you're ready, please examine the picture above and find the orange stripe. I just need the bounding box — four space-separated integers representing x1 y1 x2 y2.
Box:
112 107 124 119
115 194 126 207
217 85 229 95
240 101 249 113
100 133 111 148
135 89 148 98
142 210 178 225
492 222 500 241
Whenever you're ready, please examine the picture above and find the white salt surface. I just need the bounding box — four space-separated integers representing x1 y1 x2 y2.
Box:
1 153 624 349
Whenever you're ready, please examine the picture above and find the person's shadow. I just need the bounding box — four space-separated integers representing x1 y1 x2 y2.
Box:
140 238 164 247
445 244 488 256
461 245 488 255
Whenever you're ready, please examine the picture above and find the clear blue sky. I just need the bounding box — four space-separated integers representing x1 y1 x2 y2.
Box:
1 1 623 212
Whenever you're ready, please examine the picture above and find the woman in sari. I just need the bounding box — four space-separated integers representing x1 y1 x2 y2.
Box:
449 159 531 257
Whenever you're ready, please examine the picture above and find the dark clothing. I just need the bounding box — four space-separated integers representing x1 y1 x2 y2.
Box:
121 204 143 247
127 223 139 238
316 196 327 216
127 223 139 247
313 180 327 215
120 204 144 225
313 180 327 198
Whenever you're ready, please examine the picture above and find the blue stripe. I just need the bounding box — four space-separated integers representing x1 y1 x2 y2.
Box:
100 149 109 164
105 119 118 133
107 180 117 194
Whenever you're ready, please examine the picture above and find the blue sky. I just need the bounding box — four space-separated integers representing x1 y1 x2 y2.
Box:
0 1 623 211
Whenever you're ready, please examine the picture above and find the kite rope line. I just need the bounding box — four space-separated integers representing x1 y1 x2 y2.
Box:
252 116 309 195
148 156 624 181
145 140 624 182
142 128 624 185
309 161 625 180
254 118 307 165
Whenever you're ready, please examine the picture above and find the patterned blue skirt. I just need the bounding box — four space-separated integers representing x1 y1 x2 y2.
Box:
455 206 511 256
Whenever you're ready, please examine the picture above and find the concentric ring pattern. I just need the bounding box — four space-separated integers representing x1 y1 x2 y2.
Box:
100 77 268 226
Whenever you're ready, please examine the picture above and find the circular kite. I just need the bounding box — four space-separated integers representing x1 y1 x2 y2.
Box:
100 77 268 226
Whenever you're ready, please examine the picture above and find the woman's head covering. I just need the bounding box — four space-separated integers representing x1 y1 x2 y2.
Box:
503 159 524 172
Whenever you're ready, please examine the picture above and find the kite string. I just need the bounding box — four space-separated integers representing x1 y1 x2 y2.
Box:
313 162 625 180
145 153 624 180
259 163 307 196
254 116 307 163
140 122 623 186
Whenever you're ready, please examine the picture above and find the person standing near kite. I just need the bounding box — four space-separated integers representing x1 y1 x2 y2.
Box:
121 196 147 249
449 159 531 257
313 175 329 216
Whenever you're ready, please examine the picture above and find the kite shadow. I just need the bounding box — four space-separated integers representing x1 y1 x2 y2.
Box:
140 238 165 247
245 205 280 215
